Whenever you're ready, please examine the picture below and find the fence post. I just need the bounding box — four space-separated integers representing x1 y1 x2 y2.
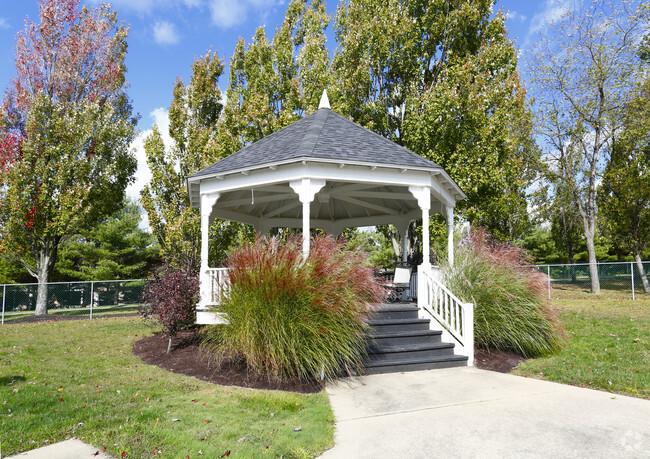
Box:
547 265 551 300
90 281 94 319
631 262 635 301
2 284 5 325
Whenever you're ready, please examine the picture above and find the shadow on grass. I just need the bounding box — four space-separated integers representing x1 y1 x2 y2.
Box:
0 375 26 385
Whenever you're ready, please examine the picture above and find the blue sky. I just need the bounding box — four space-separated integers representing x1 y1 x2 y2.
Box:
0 0 568 202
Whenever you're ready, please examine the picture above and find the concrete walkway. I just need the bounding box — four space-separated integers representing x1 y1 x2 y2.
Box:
6 438 113 459
321 367 650 458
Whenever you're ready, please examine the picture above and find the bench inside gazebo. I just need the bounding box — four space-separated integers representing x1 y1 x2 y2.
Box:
187 91 474 371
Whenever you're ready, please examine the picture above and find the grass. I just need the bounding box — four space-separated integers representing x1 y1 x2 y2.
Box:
551 279 648 300
2 305 139 322
0 317 334 457
514 297 650 399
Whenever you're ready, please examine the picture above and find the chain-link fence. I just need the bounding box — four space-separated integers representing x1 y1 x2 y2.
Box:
0 279 148 324
528 261 650 299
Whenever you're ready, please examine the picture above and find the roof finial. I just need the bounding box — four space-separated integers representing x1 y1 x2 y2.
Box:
318 89 330 109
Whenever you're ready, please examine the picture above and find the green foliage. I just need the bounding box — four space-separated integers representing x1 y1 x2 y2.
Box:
202 236 386 382
444 230 565 358
331 0 536 240
53 200 160 281
598 79 650 259
0 318 334 457
345 229 396 270
522 227 562 264
0 257 31 284
141 51 228 271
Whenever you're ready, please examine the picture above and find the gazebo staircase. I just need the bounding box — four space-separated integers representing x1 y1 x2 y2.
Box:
365 303 468 374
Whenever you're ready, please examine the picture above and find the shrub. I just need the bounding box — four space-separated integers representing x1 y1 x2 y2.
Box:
444 229 565 358
140 263 199 353
202 235 386 382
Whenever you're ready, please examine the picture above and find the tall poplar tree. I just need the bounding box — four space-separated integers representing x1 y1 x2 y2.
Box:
143 0 331 268
0 0 137 315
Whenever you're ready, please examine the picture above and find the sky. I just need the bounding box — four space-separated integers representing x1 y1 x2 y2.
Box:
0 0 569 209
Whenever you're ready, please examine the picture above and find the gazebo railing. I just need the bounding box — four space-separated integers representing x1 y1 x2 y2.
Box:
197 267 230 324
417 265 474 366
205 267 230 304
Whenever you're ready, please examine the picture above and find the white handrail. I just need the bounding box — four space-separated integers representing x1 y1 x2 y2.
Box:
417 265 474 366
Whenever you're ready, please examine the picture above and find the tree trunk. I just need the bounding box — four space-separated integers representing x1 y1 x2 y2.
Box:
582 219 601 294
634 252 650 294
34 263 50 316
34 244 58 316
167 335 172 354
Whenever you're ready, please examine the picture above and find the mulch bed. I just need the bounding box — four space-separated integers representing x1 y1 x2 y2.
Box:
133 329 324 394
474 348 525 373
133 329 525 394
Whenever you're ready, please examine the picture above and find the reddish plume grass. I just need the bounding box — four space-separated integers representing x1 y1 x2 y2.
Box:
202 235 386 382
462 228 549 300
445 228 565 358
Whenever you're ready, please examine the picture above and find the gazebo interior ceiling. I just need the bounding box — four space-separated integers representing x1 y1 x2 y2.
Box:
210 180 446 229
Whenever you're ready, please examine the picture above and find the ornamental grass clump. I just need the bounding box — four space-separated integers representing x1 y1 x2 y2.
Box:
444 229 565 358
202 235 386 382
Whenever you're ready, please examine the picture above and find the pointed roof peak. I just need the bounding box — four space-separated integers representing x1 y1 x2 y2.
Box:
318 89 330 109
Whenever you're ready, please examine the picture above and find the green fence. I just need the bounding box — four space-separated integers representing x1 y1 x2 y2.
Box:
529 262 650 299
0 279 148 323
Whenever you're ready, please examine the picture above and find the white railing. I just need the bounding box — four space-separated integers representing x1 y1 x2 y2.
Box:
417 264 474 366
207 267 230 304
197 267 230 324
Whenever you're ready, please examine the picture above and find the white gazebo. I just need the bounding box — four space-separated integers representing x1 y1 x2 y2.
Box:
187 91 474 363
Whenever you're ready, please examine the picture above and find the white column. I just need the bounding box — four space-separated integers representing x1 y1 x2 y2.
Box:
445 205 455 266
199 192 220 308
397 222 410 263
290 178 326 259
408 186 431 267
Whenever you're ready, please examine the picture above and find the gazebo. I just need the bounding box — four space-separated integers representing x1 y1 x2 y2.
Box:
187 91 474 364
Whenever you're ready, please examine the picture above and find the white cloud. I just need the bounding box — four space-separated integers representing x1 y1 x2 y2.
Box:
208 0 281 29
0 17 9 29
528 0 570 37
506 11 527 23
153 21 180 45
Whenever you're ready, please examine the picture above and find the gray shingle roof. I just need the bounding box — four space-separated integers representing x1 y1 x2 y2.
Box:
189 108 441 179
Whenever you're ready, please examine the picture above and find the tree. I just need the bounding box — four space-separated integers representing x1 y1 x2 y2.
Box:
598 79 650 292
527 0 648 293
141 51 255 270
0 0 137 314
143 0 330 268
331 0 537 241
54 199 160 281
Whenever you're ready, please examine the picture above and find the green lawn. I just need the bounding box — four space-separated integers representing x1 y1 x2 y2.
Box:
514 297 650 399
0 317 334 458
2 305 139 322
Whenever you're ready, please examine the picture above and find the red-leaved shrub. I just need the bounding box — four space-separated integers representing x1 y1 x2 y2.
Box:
140 263 199 353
